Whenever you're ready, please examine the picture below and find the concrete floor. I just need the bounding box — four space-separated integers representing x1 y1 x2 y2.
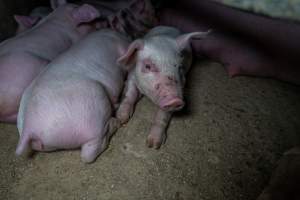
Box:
0 61 299 200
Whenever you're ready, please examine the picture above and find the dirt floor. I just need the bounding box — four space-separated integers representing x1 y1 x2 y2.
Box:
0 60 299 200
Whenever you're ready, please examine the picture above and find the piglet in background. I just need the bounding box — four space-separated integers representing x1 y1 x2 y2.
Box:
159 3 300 85
14 6 52 34
51 0 127 16
51 0 158 39
0 3 100 123
104 0 158 38
16 29 130 163
116 26 209 148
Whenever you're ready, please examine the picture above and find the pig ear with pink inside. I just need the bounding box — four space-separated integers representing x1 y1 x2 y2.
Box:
71 4 101 25
176 29 211 51
14 15 41 31
117 39 144 70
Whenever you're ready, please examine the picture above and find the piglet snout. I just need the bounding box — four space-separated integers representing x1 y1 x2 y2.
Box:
160 97 184 111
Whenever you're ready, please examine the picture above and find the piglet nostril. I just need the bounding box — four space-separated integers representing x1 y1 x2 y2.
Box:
161 98 184 111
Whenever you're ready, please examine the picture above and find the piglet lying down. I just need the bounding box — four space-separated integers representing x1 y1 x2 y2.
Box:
116 26 209 148
0 3 100 123
16 29 130 163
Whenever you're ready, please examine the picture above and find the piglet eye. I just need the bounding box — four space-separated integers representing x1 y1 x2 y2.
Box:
141 61 160 73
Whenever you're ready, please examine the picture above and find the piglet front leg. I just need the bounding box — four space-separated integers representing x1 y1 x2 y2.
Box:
147 108 172 149
116 73 140 124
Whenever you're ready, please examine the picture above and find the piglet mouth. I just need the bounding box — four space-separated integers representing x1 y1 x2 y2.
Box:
159 97 185 112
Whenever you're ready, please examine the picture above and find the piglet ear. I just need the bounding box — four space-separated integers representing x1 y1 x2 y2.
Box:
14 15 40 33
14 15 40 27
71 4 100 25
50 0 67 10
117 39 144 70
176 29 211 50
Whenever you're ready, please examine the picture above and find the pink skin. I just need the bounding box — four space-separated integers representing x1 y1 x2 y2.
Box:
137 58 184 111
14 6 52 34
14 15 41 34
159 5 300 85
0 53 48 122
16 29 128 163
154 75 185 111
116 26 208 148
0 3 100 123
147 109 172 148
116 72 141 124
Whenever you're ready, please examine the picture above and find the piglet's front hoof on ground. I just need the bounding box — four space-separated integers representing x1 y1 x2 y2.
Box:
146 136 164 149
146 126 166 149
116 103 134 125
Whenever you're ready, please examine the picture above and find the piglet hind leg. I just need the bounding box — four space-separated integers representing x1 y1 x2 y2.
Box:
81 138 104 163
147 108 172 149
15 132 43 157
80 117 121 163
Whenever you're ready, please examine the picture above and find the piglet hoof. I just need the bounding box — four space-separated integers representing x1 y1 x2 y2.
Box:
72 4 100 24
107 117 121 137
116 111 130 124
146 128 166 149
81 138 103 163
116 103 134 124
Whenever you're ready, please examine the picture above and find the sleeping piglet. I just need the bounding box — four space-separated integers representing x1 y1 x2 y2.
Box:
0 3 100 123
116 26 209 148
16 29 130 163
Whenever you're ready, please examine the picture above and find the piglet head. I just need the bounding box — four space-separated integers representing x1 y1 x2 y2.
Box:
118 30 209 112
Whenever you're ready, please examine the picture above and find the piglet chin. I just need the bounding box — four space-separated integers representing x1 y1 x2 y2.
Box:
159 97 185 112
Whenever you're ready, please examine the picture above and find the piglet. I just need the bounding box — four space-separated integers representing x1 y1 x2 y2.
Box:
51 0 158 39
16 29 130 163
116 26 209 148
0 3 100 123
